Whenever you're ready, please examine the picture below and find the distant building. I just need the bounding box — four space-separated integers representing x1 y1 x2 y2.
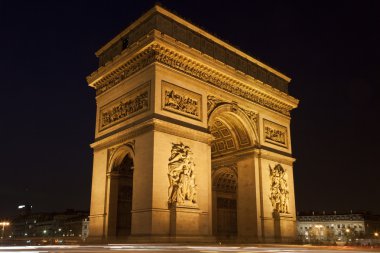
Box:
297 211 380 244
8 208 89 245
17 204 32 216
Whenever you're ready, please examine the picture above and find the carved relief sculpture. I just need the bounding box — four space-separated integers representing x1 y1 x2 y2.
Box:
162 81 202 120
263 119 288 148
240 107 258 124
99 83 150 130
269 164 290 214
88 44 296 116
167 142 197 206
207 95 226 115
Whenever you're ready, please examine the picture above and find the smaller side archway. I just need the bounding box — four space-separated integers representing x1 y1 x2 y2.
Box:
106 144 135 239
212 166 238 238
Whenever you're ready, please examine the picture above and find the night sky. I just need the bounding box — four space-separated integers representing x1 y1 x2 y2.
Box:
1 1 379 217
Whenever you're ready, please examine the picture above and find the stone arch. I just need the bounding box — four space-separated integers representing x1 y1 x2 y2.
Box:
212 166 238 237
108 142 135 173
106 142 135 239
212 166 237 192
208 103 258 157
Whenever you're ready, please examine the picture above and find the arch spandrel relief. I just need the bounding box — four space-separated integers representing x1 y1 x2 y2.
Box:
207 96 228 116
269 164 290 214
167 142 197 207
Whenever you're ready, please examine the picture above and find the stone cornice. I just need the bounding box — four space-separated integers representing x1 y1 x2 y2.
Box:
88 39 298 116
91 118 211 151
258 149 296 165
95 5 290 83
87 40 156 95
153 118 212 144
91 119 154 151
154 32 298 107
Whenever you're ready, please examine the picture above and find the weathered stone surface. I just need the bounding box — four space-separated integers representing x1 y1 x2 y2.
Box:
87 5 298 243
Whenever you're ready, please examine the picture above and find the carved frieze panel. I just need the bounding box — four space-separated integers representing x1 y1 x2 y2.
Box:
263 119 288 148
91 44 296 116
168 142 197 207
99 82 150 131
162 81 202 121
269 164 290 214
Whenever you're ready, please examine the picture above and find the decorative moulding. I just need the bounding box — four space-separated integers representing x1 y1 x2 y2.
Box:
90 43 296 117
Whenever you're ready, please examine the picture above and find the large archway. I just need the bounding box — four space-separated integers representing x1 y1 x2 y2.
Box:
208 103 258 158
208 103 258 239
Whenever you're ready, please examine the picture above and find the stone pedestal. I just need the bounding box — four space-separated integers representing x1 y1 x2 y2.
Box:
273 211 296 242
170 204 201 236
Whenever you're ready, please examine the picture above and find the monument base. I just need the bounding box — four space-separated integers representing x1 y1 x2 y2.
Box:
273 212 295 243
170 203 202 236
125 235 216 243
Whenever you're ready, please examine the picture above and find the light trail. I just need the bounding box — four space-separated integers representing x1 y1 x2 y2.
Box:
0 244 377 253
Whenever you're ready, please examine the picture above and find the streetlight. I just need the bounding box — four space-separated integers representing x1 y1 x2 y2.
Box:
345 228 351 243
0 222 10 239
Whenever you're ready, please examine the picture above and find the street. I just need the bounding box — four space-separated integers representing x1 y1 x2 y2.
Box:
0 244 380 253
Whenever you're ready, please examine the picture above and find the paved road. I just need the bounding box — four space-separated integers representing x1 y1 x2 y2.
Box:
0 244 379 253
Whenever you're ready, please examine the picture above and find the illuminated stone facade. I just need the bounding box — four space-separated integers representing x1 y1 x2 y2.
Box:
296 212 380 244
86 5 299 243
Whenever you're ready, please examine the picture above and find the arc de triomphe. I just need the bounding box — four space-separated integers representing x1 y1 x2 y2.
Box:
86 5 299 243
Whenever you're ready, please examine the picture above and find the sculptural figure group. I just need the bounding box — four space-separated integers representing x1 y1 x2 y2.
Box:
269 164 289 214
167 142 197 206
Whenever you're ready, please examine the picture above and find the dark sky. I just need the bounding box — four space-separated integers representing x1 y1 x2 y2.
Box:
1 0 379 217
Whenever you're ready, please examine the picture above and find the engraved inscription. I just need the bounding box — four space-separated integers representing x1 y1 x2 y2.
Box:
162 81 202 120
263 119 288 148
99 83 150 131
